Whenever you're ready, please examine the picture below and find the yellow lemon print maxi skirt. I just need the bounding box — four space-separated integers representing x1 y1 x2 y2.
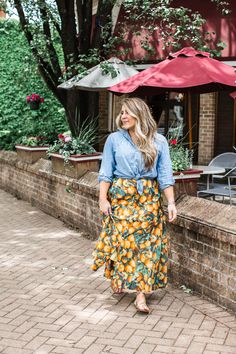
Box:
92 178 169 293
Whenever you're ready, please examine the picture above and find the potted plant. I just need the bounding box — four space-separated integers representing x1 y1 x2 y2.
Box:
167 125 202 197
47 122 101 178
15 135 54 164
26 93 44 110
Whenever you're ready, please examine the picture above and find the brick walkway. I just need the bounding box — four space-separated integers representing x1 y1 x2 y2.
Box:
0 189 235 354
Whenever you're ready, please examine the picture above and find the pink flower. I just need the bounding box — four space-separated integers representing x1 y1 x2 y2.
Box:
26 93 44 104
64 136 72 142
58 134 64 140
170 139 177 145
33 94 40 101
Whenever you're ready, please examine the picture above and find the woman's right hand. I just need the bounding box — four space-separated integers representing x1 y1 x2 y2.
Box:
99 199 112 215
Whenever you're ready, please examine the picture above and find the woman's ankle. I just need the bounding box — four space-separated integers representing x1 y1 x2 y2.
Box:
136 292 146 300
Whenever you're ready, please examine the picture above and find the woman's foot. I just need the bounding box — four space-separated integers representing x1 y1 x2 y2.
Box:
134 293 150 313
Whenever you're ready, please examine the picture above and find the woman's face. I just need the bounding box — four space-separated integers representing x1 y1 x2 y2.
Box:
120 106 136 131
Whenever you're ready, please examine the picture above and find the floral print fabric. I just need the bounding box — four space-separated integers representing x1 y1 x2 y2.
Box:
92 178 169 293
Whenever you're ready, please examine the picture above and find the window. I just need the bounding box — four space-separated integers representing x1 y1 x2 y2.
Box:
215 92 236 155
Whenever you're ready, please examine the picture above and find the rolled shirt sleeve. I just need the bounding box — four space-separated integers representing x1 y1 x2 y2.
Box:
98 134 115 183
157 136 175 191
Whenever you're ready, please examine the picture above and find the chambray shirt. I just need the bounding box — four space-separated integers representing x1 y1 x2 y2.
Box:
98 129 175 194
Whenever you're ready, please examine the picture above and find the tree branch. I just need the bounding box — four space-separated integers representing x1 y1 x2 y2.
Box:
13 0 59 87
46 6 62 38
55 0 78 70
76 0 92 54
38 0 62 79
91 0 114 53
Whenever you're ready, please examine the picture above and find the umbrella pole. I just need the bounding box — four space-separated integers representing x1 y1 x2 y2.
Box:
112 94 115 131
108 93 113 132
233 98 236 148
187 93 193 149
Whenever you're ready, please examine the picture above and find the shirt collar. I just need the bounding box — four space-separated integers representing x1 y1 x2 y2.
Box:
118 128 134 144
119 128 159 146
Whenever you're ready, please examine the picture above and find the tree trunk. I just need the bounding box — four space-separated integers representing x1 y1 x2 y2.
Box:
58 89 99 136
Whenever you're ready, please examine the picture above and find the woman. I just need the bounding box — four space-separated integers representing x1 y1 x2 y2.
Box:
92 97 177 313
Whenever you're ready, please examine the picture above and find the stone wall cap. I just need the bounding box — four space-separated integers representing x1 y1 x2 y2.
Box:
77 171 99 190
176 195 236 235
0 150 17 163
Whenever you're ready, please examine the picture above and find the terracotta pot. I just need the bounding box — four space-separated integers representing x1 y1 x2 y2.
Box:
0 10 6 18
15 145 49 163
49 152 102 178
173 169 203 198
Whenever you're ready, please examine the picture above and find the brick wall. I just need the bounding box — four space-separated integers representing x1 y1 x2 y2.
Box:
0 151 235 312
168 195 236 313
98 91 109 151
98 91 109 133
198 93 216 164
0 151 101 238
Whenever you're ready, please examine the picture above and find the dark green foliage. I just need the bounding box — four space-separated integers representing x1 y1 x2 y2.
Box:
0 19 68 150
20 134 58 146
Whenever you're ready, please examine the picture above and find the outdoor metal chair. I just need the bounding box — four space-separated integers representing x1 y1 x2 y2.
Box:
203 152 236 186
209 152 236 170
197 153 236 206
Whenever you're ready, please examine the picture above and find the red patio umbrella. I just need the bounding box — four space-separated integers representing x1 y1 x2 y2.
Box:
109 47 236 96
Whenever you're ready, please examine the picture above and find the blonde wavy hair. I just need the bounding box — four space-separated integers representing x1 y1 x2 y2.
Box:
116 97 157 170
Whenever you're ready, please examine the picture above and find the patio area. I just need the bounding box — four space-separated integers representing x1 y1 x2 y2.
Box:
193 152 236 206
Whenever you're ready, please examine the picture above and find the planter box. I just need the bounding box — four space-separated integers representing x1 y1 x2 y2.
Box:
15 145 49 164
0 10 6 18
29 101 40 110
49 153 102 179
173 169 203 198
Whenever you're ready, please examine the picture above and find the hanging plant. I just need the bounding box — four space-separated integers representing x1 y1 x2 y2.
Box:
26 93 44 110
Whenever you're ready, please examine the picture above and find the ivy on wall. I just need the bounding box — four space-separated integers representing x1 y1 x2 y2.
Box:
0 19 68 150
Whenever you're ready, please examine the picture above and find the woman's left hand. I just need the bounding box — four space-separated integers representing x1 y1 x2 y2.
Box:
167 204 177 222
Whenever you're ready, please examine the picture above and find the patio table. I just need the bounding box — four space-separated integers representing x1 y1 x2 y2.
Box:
192 165 226 189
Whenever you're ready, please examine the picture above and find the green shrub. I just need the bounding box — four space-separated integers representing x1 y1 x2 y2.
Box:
0 19 68 150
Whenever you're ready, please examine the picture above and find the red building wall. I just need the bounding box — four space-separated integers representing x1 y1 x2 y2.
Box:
116 0 236 61
173 0 236 59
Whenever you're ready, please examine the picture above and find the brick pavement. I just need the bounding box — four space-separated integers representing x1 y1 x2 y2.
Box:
0 189 235 354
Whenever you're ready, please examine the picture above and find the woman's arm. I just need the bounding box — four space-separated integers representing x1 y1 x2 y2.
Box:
157 137 175 191
99 181 112 215
98 134 115 215
156 137 177 222
162 185 177 222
